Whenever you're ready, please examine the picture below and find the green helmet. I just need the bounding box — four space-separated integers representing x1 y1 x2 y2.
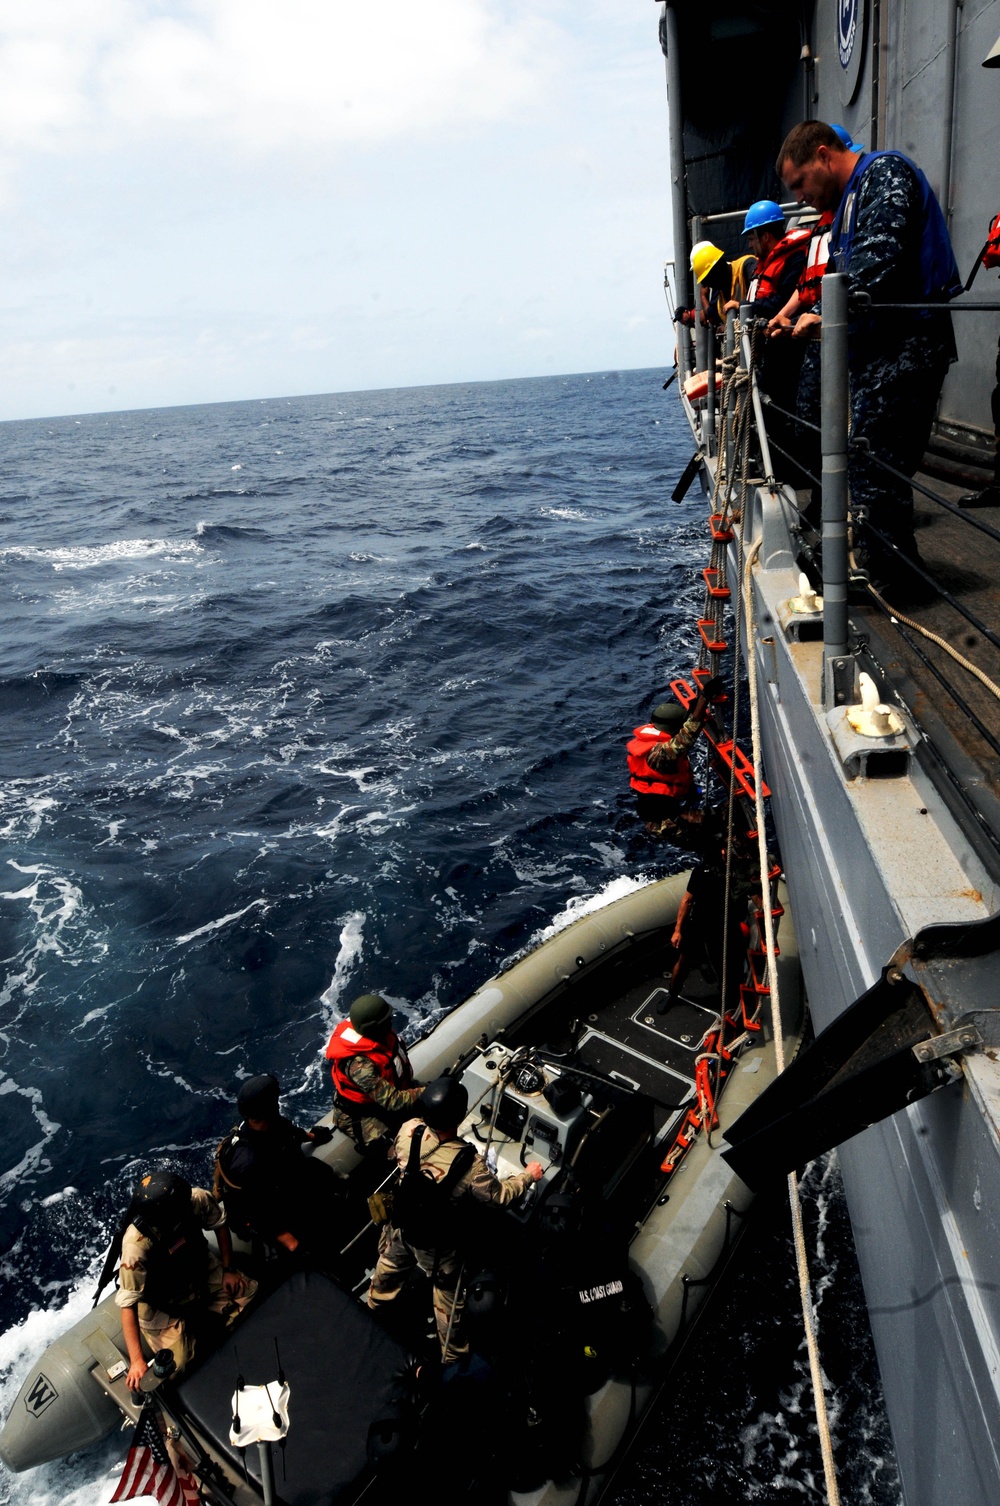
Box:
420 1077 469 1129
349 992 392 1034
651 701 686 732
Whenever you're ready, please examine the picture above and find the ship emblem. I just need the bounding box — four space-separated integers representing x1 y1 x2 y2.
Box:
25 1372 58 1417
838 0 859 68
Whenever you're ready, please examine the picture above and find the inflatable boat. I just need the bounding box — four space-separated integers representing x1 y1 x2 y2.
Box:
0 869 804 1505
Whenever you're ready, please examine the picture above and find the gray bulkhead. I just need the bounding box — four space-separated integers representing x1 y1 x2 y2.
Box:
803 0 999 433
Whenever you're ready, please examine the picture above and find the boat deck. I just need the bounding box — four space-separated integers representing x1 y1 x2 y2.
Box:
533 957 729 1140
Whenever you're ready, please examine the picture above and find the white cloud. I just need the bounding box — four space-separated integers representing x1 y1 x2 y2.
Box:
0 2 673 417
0 1 559 161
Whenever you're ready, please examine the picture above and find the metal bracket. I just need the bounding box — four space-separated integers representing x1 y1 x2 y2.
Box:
912 1024 983 1063
824 652 860 709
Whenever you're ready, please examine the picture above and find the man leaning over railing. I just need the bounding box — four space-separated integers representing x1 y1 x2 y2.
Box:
775 120 962 604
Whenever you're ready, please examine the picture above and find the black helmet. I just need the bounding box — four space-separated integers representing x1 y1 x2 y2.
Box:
349 993 393 1035
131 1171 191 1231
651 701 686 732
237 1073 280 1120
420 1077 469 1130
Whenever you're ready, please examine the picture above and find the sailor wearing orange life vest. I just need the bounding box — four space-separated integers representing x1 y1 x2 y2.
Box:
743 201 812 488
628 677 723 837
326 992 423 1150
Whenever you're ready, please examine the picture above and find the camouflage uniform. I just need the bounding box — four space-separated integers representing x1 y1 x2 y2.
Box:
368 1119 535 1365
115 1187 256 1374
332 1053 422 1150
831 155 956 572
640 713 704 839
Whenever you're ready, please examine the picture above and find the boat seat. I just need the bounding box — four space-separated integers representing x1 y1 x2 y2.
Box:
176 1269 410 1506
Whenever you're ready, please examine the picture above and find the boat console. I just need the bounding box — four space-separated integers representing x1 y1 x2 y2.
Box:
457 1040 655 1221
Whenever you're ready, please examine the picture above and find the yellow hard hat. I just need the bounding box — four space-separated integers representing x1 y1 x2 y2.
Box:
690 240 724 285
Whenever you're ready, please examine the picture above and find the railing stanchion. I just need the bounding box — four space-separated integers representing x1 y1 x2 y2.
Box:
691 214 707 380
724 310 736 480
705 320 717 455
820 272 855 708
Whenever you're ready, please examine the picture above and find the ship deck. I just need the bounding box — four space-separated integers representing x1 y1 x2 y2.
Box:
816 472 1000 869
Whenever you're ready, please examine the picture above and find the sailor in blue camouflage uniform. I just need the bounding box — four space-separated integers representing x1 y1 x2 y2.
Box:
777 120 962 597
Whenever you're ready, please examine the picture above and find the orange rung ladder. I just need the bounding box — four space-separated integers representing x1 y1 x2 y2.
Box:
702 566 730 600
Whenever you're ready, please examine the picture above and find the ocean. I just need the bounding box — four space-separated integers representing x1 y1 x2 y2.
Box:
0 369 900 1504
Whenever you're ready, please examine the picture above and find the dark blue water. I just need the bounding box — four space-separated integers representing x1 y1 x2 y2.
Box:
0 371 899 1504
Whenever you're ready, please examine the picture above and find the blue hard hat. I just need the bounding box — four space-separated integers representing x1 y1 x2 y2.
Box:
830 122 864 152
742 200 785 235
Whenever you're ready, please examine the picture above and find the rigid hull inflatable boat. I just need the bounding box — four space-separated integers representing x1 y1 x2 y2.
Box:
1 871 803 1505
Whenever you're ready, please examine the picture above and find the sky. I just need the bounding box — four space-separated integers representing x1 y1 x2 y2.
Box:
0 1 673 420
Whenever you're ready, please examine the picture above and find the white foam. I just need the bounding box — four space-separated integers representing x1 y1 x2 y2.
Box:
540 506 589 521
2 540 203 572
0 1073 62 1195
532 874 654 944
318 911 366 1021
0 790 59 842
175 898 270 946
0 864 107 1012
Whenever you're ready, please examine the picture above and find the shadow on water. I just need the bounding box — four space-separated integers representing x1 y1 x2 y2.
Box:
610 1153 903 1506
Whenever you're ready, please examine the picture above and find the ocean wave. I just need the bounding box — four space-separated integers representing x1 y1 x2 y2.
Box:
194 521 272 541
1 540 203 572
530 874 654 943
539 506 590 521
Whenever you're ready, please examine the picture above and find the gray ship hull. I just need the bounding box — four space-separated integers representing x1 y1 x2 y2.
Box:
745 525 1000 1505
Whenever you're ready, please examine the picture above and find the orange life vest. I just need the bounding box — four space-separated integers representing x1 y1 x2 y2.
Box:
626 724 694 801
325 1022 413 1109
748 226 812 306
984 212 1000 271
796 212 834 309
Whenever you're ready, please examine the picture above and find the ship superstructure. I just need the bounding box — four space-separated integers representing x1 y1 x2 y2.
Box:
658 3 1000 1503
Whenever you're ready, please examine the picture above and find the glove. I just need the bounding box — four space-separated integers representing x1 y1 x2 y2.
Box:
701 676 725 700
309 1124 334 1146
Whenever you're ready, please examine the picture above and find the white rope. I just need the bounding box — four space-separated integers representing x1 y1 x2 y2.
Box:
866 580 1000 702
743 535 842 1506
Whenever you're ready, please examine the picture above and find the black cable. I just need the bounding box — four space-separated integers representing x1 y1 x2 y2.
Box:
859 518 1000 652
849 442 1000 548
758 394 821 436
760 435 823 493
853 300 1000 312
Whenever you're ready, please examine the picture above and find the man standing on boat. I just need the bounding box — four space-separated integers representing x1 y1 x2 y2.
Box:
367 1077 543 1367
776 120 962 595
115 1170 256 1391
326 992 424 1151
214 1073 342 1260
627 678 723 839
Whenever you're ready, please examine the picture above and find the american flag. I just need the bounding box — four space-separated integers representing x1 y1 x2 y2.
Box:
110 1404 200 1506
